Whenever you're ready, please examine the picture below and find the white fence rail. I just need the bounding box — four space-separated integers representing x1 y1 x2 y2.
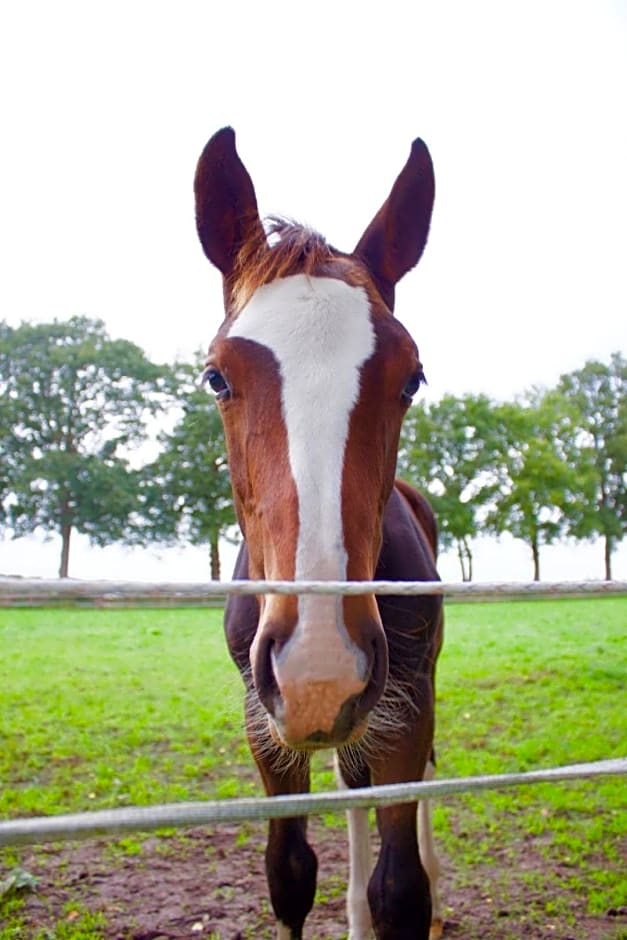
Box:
1 759 625 848
1 577 626 606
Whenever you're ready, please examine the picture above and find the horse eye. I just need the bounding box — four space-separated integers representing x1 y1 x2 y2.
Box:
402 368 427 403
202 366 231 401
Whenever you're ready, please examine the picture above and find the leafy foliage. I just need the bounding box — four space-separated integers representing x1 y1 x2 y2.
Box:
0 317 170 576
138 360 236 579
398 395 500 579
399 355 625 579
485 390 591 580
557 353 627 578
0 868 38 899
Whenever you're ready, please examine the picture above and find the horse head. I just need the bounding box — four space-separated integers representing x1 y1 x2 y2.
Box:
194 128 435 751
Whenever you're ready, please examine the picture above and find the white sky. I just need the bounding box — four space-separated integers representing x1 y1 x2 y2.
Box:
1 1 625 581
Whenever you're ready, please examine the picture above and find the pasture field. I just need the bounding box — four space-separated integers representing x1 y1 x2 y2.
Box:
0 598 625 939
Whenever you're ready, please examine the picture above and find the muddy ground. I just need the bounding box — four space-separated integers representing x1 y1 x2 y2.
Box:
7 821 626 939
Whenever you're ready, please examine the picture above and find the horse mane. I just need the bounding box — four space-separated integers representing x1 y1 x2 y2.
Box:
232 217 367 311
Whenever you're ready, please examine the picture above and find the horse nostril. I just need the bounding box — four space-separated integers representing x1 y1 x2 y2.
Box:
251 633 281 718
332 694 361 741
354 629 389 723
322 630 388 744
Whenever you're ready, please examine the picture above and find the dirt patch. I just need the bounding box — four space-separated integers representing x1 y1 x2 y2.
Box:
8 822 626 939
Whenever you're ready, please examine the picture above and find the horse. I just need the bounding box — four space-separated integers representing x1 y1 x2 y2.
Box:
194 127 444 940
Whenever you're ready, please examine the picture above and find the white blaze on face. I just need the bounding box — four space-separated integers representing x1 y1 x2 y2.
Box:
229 274 376 687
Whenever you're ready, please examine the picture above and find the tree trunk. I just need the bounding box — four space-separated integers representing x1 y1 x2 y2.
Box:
210 534 221 581
531 535 540 582
456 542 469 581
604 535 612 581
463 537 473 582
59 523 71 578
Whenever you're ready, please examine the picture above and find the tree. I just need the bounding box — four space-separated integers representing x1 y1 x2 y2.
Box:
398 395 500 580
486 392 587 580
139 362 236 580
0 317 169 577
557 354 627 579
0 322 14 529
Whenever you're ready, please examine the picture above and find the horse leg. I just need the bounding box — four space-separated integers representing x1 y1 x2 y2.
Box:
335 753 374 940
247 717 317 938
418 759 443 940
367 727 434 940
369 800 431 939
337 754 442 940
266 811 317 940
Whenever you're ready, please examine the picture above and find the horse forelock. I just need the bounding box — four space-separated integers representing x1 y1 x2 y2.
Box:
230 217 371 313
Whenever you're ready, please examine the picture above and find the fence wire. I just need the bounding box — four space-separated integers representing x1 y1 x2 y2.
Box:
1 759 625 847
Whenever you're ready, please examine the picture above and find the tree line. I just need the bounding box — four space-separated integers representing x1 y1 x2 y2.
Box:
0 317 625 580
397 355 626 580
0 317 234 579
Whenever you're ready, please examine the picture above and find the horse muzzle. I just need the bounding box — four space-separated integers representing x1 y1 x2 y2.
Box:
251 615 389 749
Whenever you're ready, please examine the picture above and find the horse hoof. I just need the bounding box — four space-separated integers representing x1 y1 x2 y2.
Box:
429 918 444 940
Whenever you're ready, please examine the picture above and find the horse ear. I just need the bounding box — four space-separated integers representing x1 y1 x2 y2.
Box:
194 127 264 278
354 138 435 311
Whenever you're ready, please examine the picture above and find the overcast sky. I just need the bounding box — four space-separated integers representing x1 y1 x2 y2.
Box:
1 1 625 581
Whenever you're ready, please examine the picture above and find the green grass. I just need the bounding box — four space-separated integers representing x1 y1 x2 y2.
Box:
1 599 625 937
0 608 256 818
433 599 626 924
